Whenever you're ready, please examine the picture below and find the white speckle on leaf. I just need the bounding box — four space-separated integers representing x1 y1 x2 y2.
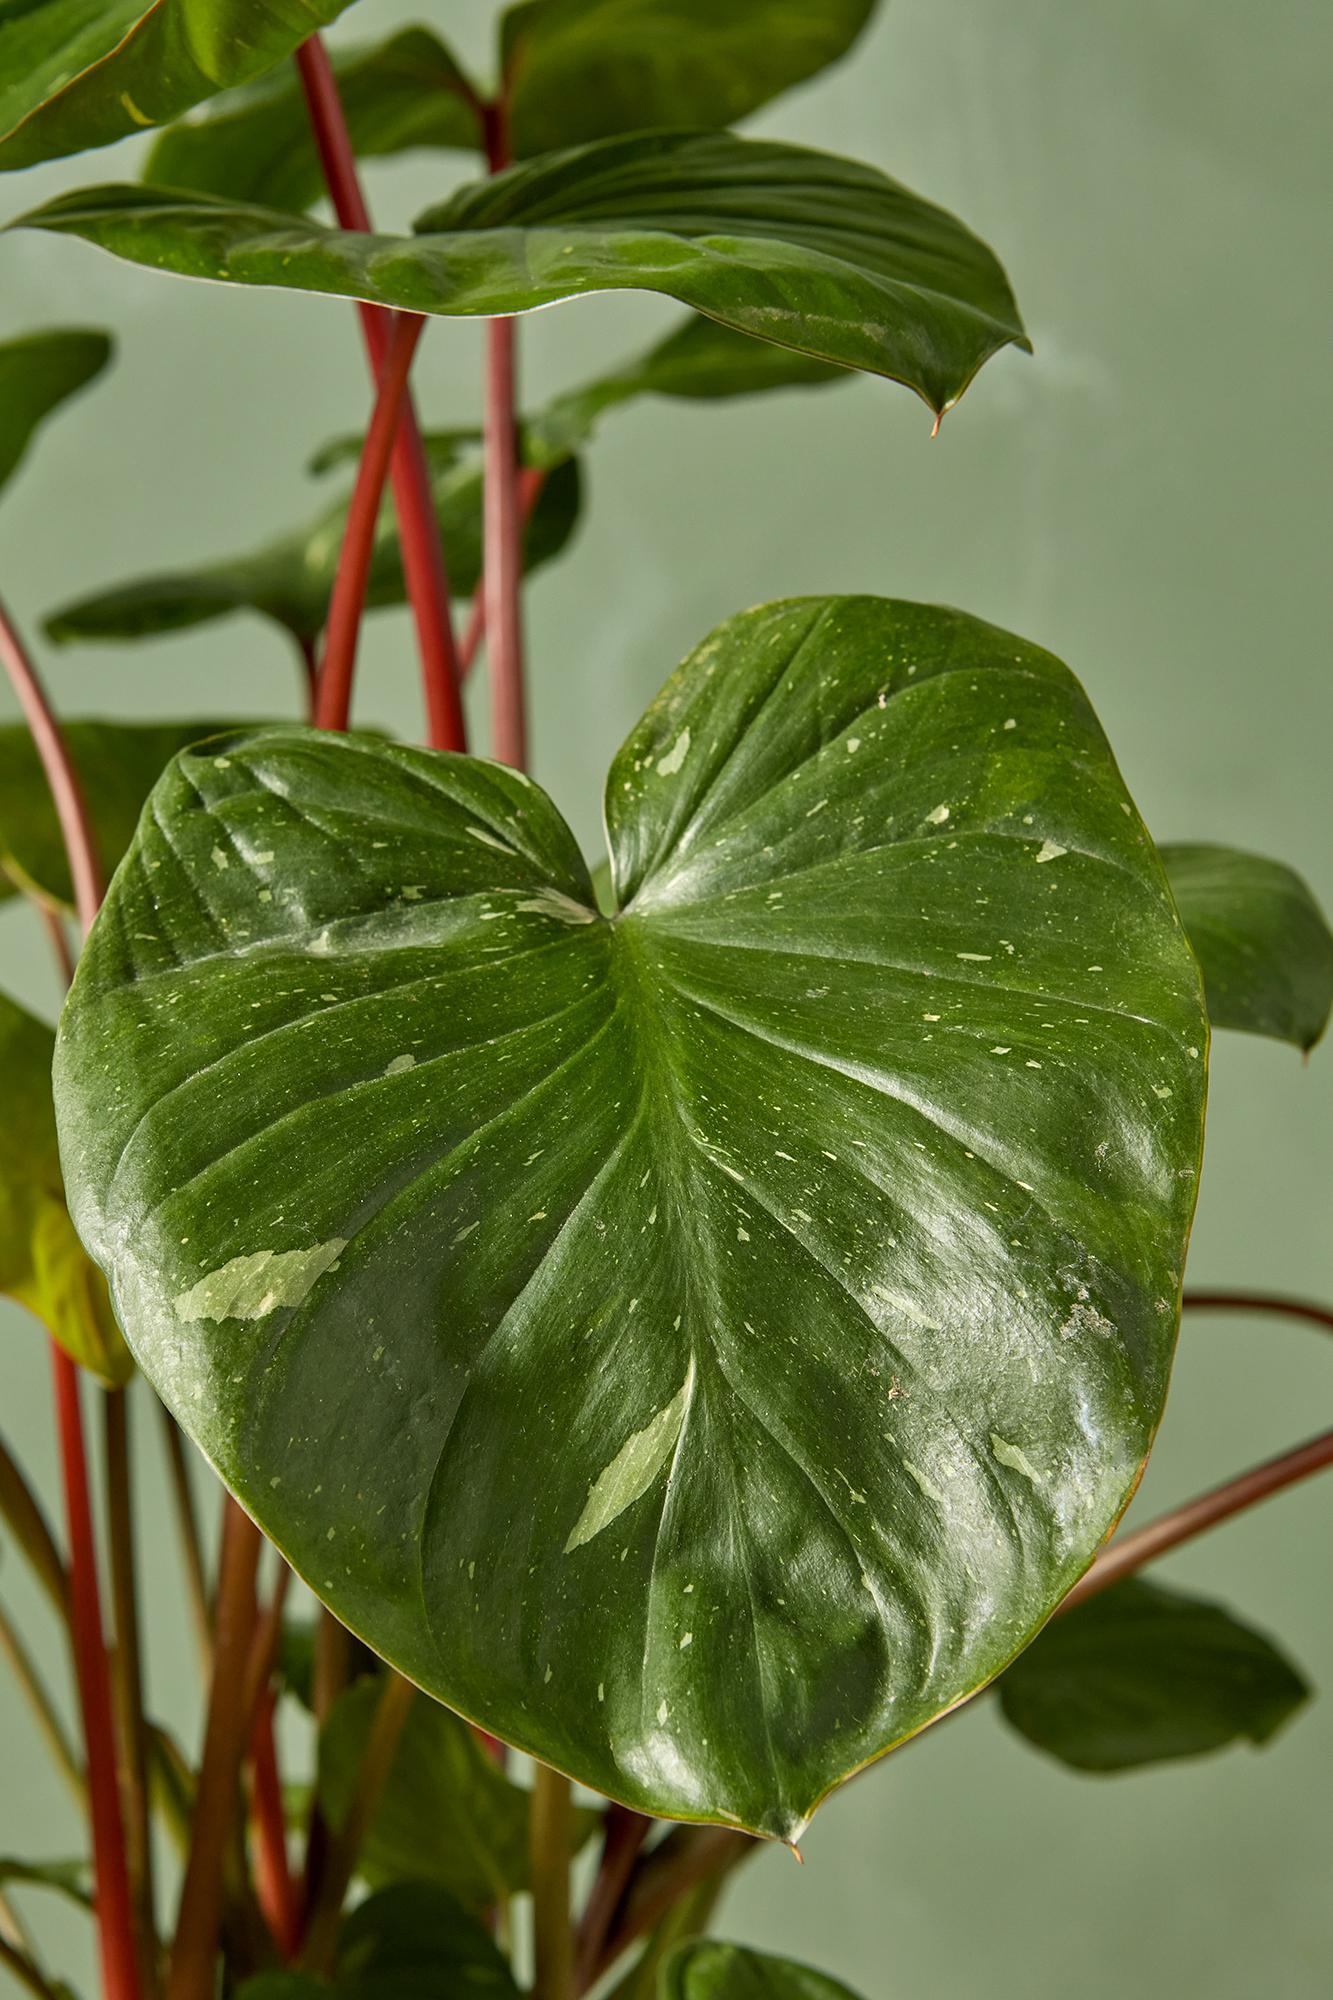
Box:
383 1054 416 1076
846 737 862 753
516 888 597 925
1153 1084 1173 1099
1002 718 1016 730
564 1365 693 1553
465 825 518 855
679 1632 693 1649
1035 840 1066 864
957 952 992 962
926 804 950 825
656 729 691 777
173 1240 347 1322
990 1434 1042 1484
210 847 229 871
657 1700 670 1725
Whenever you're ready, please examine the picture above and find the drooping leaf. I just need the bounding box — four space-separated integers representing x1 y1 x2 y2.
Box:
15 131 1029 417
53 597 1207 1836
502 0 877 158
1160 843 1333 1052
0 717 248 911
43 456 582 648
319 1678 594 1909
0 327 112 499
236 1883 520 2000
0 991 131 1385
997 1576 1310 1772
0 0 358 172
0 1856 91 1909
662 1941 865 2000
143 27 482 213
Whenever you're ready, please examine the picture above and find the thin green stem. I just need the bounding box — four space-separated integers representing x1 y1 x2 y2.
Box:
157 1403 212 1677
0 1594 84 1804
105 1388 161 1999
530 1762 575 2000
1059 1426 1333 1614
299 1670 415 1972
0 1433 68 1623
167 1499 261 2000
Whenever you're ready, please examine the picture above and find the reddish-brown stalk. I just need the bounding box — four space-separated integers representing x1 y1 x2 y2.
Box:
481 99 527 767
314 313 426 730
294 37 467 753
459 467 548 679
1 594 141 2000
1183 1290 1333 1335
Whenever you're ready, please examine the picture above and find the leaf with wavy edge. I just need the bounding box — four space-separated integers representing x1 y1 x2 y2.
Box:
54 597 1205 1835
14 131 1028 418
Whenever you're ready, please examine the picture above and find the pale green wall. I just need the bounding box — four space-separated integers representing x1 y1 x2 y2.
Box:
2 2 1330 1994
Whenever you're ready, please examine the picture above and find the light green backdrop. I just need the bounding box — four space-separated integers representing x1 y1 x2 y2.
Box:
2 2 1330 1994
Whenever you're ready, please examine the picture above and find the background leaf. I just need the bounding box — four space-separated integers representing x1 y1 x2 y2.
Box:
502 0 877 158
43 456 582 649
662 1941 865 2000
0 991 131 1385
1161 842 1333 1051
143 27 482 212
0 1856 91 1908
54 598 1207 1836
0 327 112 500
997 1577 1310 1771
0 0 358 171
16 131 1028 417
236 1882 519 2000
318 1678 594 1909
0 717 251 911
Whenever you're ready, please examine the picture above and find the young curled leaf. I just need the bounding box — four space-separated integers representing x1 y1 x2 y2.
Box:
54 597 1207 1836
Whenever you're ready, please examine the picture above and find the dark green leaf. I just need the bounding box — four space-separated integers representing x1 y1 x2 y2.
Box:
15 131 1029 418
1160 842 1333 1052
997 1576 1310 1772
0 990 131 1385
503 0 876 158
0 1856 91 1908
53 597 1206 1837
143 27 482 213
43 455 582 647
0 717 249 911
306 427 479 481
0 0 358 172
0 327 112 499
319 1679 593 1908
237 1883 519 2000
662 1941 864 2000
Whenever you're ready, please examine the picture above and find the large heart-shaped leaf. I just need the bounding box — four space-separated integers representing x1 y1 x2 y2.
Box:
997 1576 1310 1771
54 597 1206 1836
143 27 483 213
0 717 248 909
501 0 876 157
43 455 582 649
0 327 112 500
1160 843 1333 1052
15 131 1028 417
236 1883 520 2000
0 0 357 171
662 1942 864 2000
318 1677 595 1909
0 991 131 1384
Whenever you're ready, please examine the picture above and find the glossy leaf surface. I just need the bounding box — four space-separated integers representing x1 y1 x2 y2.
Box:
663 1942 863 2000
319 1678 594 1908
55 597 1206 1835
0 992 131 1384
502 0 876 157
236 1883 519 2000
0 327 112 499
144 27 482 212
0 718 245 910
997 1577 1309 1771
17 131 1029 416
44 455 581 647
0 0 356 171
1161 842 1333 1052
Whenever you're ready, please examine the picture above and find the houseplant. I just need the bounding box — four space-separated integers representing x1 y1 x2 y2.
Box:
0 2 1329 1996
